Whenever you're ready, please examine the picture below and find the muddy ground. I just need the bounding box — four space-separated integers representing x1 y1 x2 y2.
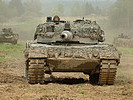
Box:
0 56 133 100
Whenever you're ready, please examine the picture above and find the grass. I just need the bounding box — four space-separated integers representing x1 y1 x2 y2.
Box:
118 47 133 55
78 91 88 95
117 68 132 85
0 43 25 62
76 84 84 88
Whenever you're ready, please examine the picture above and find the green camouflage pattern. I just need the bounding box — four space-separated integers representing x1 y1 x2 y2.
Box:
34 19 105 43
0 28 19 44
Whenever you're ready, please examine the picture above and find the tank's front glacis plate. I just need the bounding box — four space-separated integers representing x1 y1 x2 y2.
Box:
25 42 120 71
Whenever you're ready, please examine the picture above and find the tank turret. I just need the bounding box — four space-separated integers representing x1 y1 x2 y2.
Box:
0 28 19 44
34 16 105 44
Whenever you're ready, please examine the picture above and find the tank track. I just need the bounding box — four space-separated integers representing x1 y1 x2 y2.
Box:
99 59 117 85
26 59 117 85
27 59 46 84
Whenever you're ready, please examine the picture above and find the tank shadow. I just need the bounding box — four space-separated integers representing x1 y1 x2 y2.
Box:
44 77 89 85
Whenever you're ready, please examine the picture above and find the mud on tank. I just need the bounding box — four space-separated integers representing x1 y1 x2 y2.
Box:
24 16 121 85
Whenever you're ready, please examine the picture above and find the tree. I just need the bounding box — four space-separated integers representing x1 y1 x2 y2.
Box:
109 0 133 28
84 2 95 16
24 0 42 16
0 0 6 15
9 0 25 17
95 6 102 15
0 0 8 22
51 4 64 16
71 1 95 17
71 2 82 16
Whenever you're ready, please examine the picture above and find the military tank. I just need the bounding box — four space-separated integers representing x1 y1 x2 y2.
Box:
0 28 19 45
114 33 133 48
24 16 121 85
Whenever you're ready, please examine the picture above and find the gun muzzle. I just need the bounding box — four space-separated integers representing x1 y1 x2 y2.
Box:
61 31 73 41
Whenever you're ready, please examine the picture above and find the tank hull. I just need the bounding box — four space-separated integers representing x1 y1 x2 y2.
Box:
0 34 18 44
25 42 120 61
24 42 121 85
114 38 133 48
25 42 120 72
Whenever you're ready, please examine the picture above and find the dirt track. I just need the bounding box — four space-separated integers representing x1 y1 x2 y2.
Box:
0 56 133 100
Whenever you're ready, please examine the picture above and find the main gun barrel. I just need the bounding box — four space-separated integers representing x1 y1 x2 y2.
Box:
60 31 73 41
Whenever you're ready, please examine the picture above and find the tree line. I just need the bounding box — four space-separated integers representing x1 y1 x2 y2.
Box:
0 0 42 22
0 0 133 29
109 0 133 28
51 0 133 28
70 1 102 17
50 1 103 17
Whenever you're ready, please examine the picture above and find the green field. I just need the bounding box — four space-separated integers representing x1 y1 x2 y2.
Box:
0 43 25 61
118 47 133 55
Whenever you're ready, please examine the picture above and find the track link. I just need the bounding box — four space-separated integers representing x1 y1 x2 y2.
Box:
99 59 117 85
27 59 46 84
